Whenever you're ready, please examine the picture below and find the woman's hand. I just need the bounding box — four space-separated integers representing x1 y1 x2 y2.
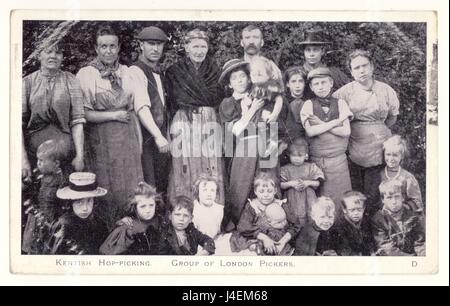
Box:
266 112 279 123
155 136 170 153
114 110 130 123
22 163 32 183
71 155 84 172
289 180 303 191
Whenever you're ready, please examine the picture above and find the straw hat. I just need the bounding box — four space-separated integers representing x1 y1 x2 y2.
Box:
56 172 107 200
218 58 249 84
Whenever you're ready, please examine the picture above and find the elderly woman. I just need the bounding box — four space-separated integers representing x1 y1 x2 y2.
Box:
22 43 85 180
333 50 400 215
76 26 150 229
166 29 224 207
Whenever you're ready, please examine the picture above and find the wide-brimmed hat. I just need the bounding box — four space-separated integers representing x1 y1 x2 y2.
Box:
56 172 107 200
298 30 331 46
218 58 249 84
135 26 168 42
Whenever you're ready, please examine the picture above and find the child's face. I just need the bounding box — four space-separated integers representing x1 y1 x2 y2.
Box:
198 181 217 206
343 196 365 223
287 73 305 98
268 214 287 229
135 195 156 221
312 209 335 231
170 207 193 231
310 76 333 98
229 69 250 94
250 63 270 84
36 152 59 174
384 148 402 170
289 150 308 166
304 45 325 65
73 197 94 219
382 192 404 213
255 181 276 206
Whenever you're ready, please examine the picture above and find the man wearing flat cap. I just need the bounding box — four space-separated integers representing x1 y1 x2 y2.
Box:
300 29 350 99
129 26 171 195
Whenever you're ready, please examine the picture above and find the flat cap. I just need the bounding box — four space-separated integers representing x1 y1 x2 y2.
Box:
136 26 168 42
307 67 332 81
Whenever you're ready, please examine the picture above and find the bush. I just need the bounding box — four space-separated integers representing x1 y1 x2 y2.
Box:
22 20 427 204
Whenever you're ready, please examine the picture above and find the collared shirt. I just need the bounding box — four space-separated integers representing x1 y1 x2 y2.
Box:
128 66 166 107
76 64 152 114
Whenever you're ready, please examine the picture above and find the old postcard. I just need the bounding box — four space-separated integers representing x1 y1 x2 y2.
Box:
8 7 443 277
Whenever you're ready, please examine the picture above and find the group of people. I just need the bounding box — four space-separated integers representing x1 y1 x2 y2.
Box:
21 24 425 256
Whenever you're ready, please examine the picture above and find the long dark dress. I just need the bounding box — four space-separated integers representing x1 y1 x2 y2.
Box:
77 65 144 229
165 56 225 207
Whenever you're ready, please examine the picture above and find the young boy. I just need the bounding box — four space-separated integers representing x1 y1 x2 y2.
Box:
372 180 426 256
22 139 66 254
294 196 340 256
158 196 216 255
300 67 353 217
331 191 376 256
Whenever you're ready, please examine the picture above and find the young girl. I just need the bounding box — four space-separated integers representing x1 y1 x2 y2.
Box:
219 59 278 231
300 67 353 218
230 171 299 255
192 173 224 239
158 196 215 255
284 66 308 140
100 182 165 255
48 172 109 255
280 137 324 227
380 135 423 213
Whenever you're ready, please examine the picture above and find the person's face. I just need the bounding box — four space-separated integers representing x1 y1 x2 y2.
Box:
343 196 365 223
268 214 287 229
135 195 156 221
229 69 250 94
185 38 208 64
310 76 333 98
304 45 325 65
140 40 165 63
73 197 94 219
383 192 404 213
350 56 374 84
312 209 335 231
95 35 120 66
240 29 264 56
170 207 193 231
198 181 217 206
36 152 59 174
287 73 306 98
289 150 308 166
250 63 270 84
255 181 276 206
384 148 402 170
39 47 63 71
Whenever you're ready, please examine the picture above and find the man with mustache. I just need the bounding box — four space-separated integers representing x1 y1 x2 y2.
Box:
240 25 283 87
130 26 171 198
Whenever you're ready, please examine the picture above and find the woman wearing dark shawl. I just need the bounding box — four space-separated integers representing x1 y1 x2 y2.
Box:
166 29 225 207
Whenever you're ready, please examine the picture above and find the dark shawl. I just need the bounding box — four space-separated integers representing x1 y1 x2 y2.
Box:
165 56 222 116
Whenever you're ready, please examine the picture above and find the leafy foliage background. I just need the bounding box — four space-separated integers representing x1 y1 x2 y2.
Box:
22 20 427 204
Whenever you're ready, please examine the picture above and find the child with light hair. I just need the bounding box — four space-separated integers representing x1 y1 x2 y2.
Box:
294 196 340 256
381 135 423 213
372 179 425 256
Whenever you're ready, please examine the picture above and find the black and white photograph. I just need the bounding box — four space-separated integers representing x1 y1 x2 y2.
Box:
7 6 445 278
